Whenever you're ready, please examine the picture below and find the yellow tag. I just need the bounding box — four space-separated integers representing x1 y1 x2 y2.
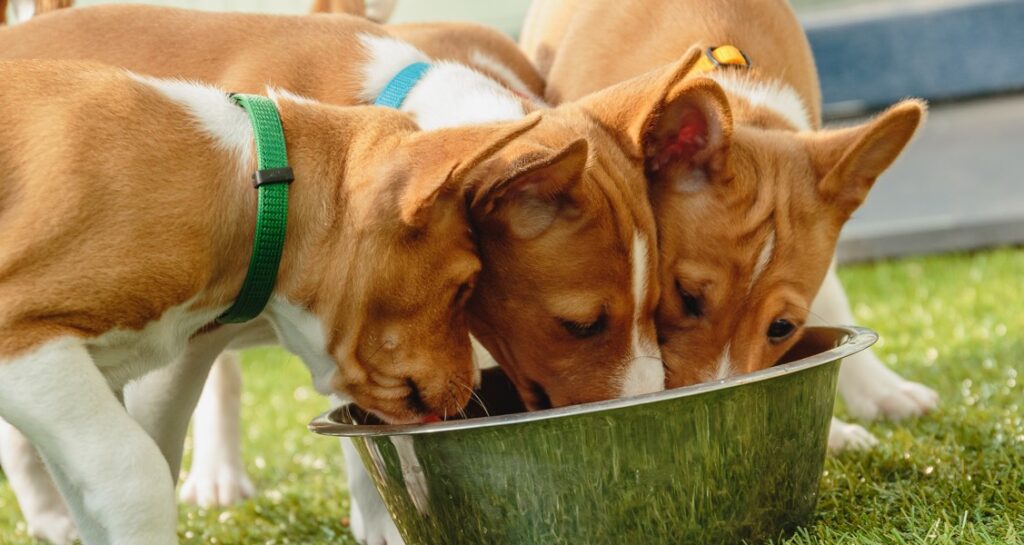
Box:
693 45 750 74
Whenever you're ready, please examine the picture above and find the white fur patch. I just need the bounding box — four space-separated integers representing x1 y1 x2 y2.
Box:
707 71 812 131
128 73 254 159
265 297 340 396
357 34 432 104
356 34 525 130
0 421 78 544
179 352 255 508
712 343 734 381
86 298 225 390
0 339 179 545
342 437 405 544
403 61 526 130
620 234 664 396
267 86 317 106
748 230 776 292
470 50 542 103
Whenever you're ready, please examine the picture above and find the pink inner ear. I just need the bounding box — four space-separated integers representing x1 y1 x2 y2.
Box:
663 107 708 162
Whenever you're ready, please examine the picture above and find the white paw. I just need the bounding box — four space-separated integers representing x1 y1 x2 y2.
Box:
179 466 255 508
844 377 939 422
828 418 878 452
349 483 404 545
839 350 939 422
26 511 79 545
357 511 404 545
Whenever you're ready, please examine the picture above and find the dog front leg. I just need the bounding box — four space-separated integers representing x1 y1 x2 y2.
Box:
0 340 178 545
343 437 405 545
123 332 242 497
0 419 78 545
812 262 939 423
177 351 255 507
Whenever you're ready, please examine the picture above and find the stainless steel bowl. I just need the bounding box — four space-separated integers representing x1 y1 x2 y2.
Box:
310 326 876 545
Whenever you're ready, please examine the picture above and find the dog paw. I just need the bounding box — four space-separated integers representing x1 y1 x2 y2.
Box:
26 511 79 545
358 516 404 545
179 466 255 508
349 485 404 545
844 377 938 422
828 417 878 452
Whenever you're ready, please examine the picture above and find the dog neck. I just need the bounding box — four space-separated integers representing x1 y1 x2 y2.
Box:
357 33 539 130
705 69 814 132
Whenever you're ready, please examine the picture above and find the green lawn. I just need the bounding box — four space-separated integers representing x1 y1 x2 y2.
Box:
0 248 1021 544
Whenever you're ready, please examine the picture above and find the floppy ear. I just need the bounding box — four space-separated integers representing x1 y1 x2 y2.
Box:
808 99 925 216
577 46 733 188
397 116 541 226
467 137 590 240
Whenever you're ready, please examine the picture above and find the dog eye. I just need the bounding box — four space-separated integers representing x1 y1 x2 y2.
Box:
453 281 474 307
676 281 704 318
767 319 797 342
560 314 607 339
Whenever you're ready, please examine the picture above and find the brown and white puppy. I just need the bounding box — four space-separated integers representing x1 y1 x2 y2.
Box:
0 1 665 421
0 59 562 544
0 7 673 543
521 0 938 449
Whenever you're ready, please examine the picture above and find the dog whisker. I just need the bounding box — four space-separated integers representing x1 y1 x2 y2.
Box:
451 378 490 418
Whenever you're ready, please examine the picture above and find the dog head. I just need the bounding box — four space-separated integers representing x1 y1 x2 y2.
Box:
281 103 547 424
464 110 665 410
574 48 924 387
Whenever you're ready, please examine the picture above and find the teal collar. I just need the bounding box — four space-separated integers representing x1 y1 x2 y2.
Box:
217 93 293 324
375 62 431 109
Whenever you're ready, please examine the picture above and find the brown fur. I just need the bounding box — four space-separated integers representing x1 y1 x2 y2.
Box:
0 59 575 423
0 5 663 408
522 0 924 386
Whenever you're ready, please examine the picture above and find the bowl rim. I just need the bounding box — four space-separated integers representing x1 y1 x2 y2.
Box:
308 325 876 438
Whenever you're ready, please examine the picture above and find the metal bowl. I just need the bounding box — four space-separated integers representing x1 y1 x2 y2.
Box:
310 326 876 545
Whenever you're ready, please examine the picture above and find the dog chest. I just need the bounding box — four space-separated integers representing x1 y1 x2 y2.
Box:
85 299 223 390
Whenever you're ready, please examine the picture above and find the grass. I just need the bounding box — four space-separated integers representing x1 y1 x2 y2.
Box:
0 247 1021 544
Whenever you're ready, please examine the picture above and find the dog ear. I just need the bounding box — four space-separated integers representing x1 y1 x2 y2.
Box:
577 46 733 189
640 78 733 190
397 117 542 226
807 99 925 217
467 136 589 240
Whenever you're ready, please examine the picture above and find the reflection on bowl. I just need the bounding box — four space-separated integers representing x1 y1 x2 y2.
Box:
310 326 877 545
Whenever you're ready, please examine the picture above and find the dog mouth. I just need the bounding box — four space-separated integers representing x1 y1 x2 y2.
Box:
357 379 441 425
405 377 431 415
525 380 553 411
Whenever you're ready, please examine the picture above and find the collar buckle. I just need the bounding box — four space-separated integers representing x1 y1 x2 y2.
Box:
252 166 295 188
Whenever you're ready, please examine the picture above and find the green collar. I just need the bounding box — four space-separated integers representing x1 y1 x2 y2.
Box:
216 93 293 324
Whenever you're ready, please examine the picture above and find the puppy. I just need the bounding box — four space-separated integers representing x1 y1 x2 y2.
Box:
0 58 576 544
521 0 938 450
0 7 672 544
